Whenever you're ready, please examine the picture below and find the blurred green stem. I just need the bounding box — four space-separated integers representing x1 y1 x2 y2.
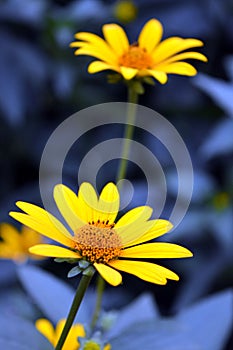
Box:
116 85 139 182
55 269 94 350
90 275 105 331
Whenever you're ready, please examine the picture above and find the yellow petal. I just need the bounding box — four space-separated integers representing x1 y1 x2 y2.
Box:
35 318 55 346
121 242 193 258
157 62 197 76
0 223 21 248
115 206 152 228
145 69 168 84
152 37 203 64
120 66 138 80
138 19 163 53
98 182 120 224
55 320 85 350
54 184 84 232
160 51 207 65
10 205 73 248
29 244 81 258
77 182 98 223
115 206 153 246
94 262 122 286
88 61 119 74
126 219 173 247
109 260 179 284
73 32 117 64
103 23 129 56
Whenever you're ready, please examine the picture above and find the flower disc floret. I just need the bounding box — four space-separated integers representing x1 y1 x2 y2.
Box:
74 224 122 264
119 45 153 70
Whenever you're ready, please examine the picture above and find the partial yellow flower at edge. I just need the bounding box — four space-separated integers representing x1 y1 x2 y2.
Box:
36 318 85 350
70 18 207 84
9 182 193 287
0 223 45 263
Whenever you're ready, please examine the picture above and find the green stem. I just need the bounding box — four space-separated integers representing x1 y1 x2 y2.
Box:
116 85 139 182
55 270 94 350
90 275 105 331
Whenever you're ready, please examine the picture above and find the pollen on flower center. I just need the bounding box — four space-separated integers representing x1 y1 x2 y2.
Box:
119 44 153 70
74 224 122 264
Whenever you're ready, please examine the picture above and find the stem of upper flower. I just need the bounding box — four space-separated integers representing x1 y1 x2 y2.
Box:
116 84 139 182
90 275 105 331
55 268 95 350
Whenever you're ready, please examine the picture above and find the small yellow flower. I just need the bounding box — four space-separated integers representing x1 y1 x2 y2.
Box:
35 318 85 350
10 182 192 286
70 18 207 83
113 1 137 24
0 223 44 263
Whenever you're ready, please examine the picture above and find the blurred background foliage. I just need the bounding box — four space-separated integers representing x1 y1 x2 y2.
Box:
0 0 232 349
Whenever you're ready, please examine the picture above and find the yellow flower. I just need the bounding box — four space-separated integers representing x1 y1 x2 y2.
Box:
0 223 44 263
113 1 137 24
70 18 207 83
35 318 85 350
10 182 192 286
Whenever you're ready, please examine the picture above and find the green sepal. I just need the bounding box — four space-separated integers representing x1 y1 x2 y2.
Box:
107 73 122 84
54 258 79 264
67 266 82 278
142 76 155 86
83 266 95 277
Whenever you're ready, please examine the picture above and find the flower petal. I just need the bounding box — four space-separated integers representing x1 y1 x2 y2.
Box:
0 223 20 247
72 32 117 64
94 262 122 286
152 37 204 64
35 319 55 346
98 182 120 224
115 206 152 228
157 62 197 76
109 260 179 284
77 182 120 225
88 61 119 74
103 23 129 56
10 207 73 247
160 51 207 65
121 242 193 258
54 184 84 232
120 66 138 80
116 206 154 246
138 19 163 53
145 69 168 84
126 219 172 247
29 244 81 258
76 182 99 223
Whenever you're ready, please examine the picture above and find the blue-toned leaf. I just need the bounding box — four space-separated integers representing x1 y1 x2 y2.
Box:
200 118 233 159
107 293 159 339
111 290 233 350
194 73 233 117
177 289 233 350
0 315 53 350
17 265 93 324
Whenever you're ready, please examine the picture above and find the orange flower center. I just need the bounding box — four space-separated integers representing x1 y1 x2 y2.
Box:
119 44 153 70
74 224 122 264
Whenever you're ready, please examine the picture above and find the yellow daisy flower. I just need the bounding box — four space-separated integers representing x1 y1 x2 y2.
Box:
70 18 207 83
0 223 44 263
36 318 85 350
10 182 192 286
